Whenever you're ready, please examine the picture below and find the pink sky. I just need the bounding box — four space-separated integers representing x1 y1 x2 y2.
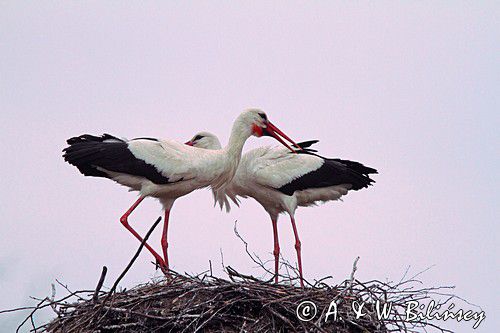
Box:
1 2 498 331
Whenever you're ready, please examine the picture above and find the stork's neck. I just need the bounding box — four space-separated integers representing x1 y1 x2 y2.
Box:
210 121 250 190
224 121 250 163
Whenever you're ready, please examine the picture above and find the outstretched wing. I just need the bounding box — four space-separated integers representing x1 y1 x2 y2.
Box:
63 133 213 185
243 146 377 196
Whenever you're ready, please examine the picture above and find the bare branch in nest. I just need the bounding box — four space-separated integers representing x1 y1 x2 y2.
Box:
232 220 273 276
100 215 162 309
232 220 301 285
92 266 107 303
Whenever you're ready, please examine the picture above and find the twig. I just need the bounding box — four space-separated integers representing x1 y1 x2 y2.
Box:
348 256 360 290
93 266 108 303
100 216 162 308
49 284 60 315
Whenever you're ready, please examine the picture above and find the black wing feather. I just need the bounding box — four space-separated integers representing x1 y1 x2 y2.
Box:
292 140 320 152
294 140 319 149
278 150 377 196
63 134 171 184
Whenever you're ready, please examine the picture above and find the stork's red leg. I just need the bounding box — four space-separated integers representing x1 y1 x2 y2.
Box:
161 209 170 271
290 215 304 288
119 196 168 274
271 218 280 284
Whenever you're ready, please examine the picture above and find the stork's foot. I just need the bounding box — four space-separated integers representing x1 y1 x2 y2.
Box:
153 259 169 275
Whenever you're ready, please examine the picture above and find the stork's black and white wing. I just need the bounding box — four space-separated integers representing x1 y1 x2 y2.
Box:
246 143 377 196
63 134 220 191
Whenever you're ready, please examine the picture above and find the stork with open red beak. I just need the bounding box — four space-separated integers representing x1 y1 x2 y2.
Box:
63 109 300 273
186 132 377 287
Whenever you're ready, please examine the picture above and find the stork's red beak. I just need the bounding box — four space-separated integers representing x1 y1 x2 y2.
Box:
263 121 303 153
184 141 193 146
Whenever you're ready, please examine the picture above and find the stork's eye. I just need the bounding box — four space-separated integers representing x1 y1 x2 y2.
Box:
258 112 267 121
193 135 204 141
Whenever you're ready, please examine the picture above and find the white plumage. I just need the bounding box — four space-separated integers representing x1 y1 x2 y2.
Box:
108 139 236 197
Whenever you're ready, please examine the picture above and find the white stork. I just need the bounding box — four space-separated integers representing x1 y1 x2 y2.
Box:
186 132 377 287
62 109 301 273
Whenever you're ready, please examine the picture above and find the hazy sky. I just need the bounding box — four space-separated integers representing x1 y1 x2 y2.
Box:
1 2 498 332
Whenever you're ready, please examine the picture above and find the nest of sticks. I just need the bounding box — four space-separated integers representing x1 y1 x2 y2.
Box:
48 271 383 333
10 218 461 333
21 267 457 333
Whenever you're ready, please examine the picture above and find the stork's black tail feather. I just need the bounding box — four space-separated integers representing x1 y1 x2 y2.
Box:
63 134 124 178
280 140 377 195
296 140 319 148
333 160 376 190
331 158 378 176
324 157 377 191
294 141 377 174
278 155 377 196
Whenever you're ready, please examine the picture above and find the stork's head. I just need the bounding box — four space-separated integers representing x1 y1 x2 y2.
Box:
185 131 221 150
237 108 302 153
